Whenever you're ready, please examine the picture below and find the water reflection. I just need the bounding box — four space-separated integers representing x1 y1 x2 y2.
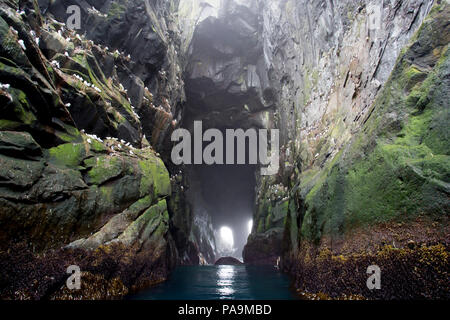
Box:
129 265 297 300
216 265 236 299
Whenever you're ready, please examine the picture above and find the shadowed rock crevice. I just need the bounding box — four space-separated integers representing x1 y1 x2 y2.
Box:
180 3 268 260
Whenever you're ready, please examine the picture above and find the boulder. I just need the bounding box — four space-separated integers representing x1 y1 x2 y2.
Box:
215 257 243 266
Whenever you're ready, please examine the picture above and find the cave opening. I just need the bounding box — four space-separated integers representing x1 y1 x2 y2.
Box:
178 0 269 262
183 120 259 260
193 158 256 259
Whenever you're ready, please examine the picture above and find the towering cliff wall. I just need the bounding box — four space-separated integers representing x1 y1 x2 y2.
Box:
0 0 218 299
0 0 187 299
243 0 449 299
245 0 441 262
37 0 219 266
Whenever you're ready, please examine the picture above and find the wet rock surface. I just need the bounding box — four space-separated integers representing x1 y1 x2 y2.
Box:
215 257 243 266
0 0 221 299
243 230 283 266
245 0 450 299
0 0 179 299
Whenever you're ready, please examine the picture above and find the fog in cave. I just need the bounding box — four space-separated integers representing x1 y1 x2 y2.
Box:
194 162 256 259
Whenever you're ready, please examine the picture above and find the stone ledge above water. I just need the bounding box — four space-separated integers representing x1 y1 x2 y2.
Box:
214 257 244 266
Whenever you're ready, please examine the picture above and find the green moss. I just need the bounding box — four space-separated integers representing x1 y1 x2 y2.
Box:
265 213 272 230
257 219 265 233
107 1 127 21
0 119 22 130
274 200 289 222
124 195 153 219
85 156 123 185
71 52 86 66
305 149 344 203
303 86 447 238
0 87 37 126
99 185 114 204
401 65 428 92
48 143 86 168
141 200 168 239
138 156 171 198
0 17 27 65
120 199 168 243
300 6 450 240
344 145 422 226
54 123 81 143
90 139 107 153
405 71 435 110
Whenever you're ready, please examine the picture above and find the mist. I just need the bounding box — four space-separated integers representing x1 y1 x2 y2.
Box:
193 162 256 259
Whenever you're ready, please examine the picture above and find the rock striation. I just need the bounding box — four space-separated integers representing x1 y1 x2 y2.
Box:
0 0 186 299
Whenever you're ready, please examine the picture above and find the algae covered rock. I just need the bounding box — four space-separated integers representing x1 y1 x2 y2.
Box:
299 3 450 242
0 132 45 189
0 0 177 299
245 1 450 275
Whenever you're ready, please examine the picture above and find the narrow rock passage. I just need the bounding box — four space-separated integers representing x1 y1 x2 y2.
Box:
0 0 448 301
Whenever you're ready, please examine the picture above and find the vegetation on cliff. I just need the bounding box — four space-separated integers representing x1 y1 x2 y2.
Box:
0 0 177 299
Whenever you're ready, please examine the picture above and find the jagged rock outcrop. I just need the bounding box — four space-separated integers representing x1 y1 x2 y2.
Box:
38 0 185 155
285 3 450 299
0 0 222 299
38 0 218 266
0 0 178 299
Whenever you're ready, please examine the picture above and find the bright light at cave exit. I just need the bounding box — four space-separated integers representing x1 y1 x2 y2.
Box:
248 220 253 234
220 227 234 248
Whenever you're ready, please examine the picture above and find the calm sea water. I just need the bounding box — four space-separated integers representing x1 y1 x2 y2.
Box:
129 265 298 300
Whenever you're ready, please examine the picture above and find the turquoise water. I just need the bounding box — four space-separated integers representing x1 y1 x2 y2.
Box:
130 265 298 300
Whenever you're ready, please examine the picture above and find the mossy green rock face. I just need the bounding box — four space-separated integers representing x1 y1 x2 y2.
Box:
119 199 169 246
0 132 171 250
48 143 87 168
84 155 125 185
245 2 450 267
68 197 170 253
299 4 450 242
0 0 174 253
138 156 171 198
0 0 182 299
